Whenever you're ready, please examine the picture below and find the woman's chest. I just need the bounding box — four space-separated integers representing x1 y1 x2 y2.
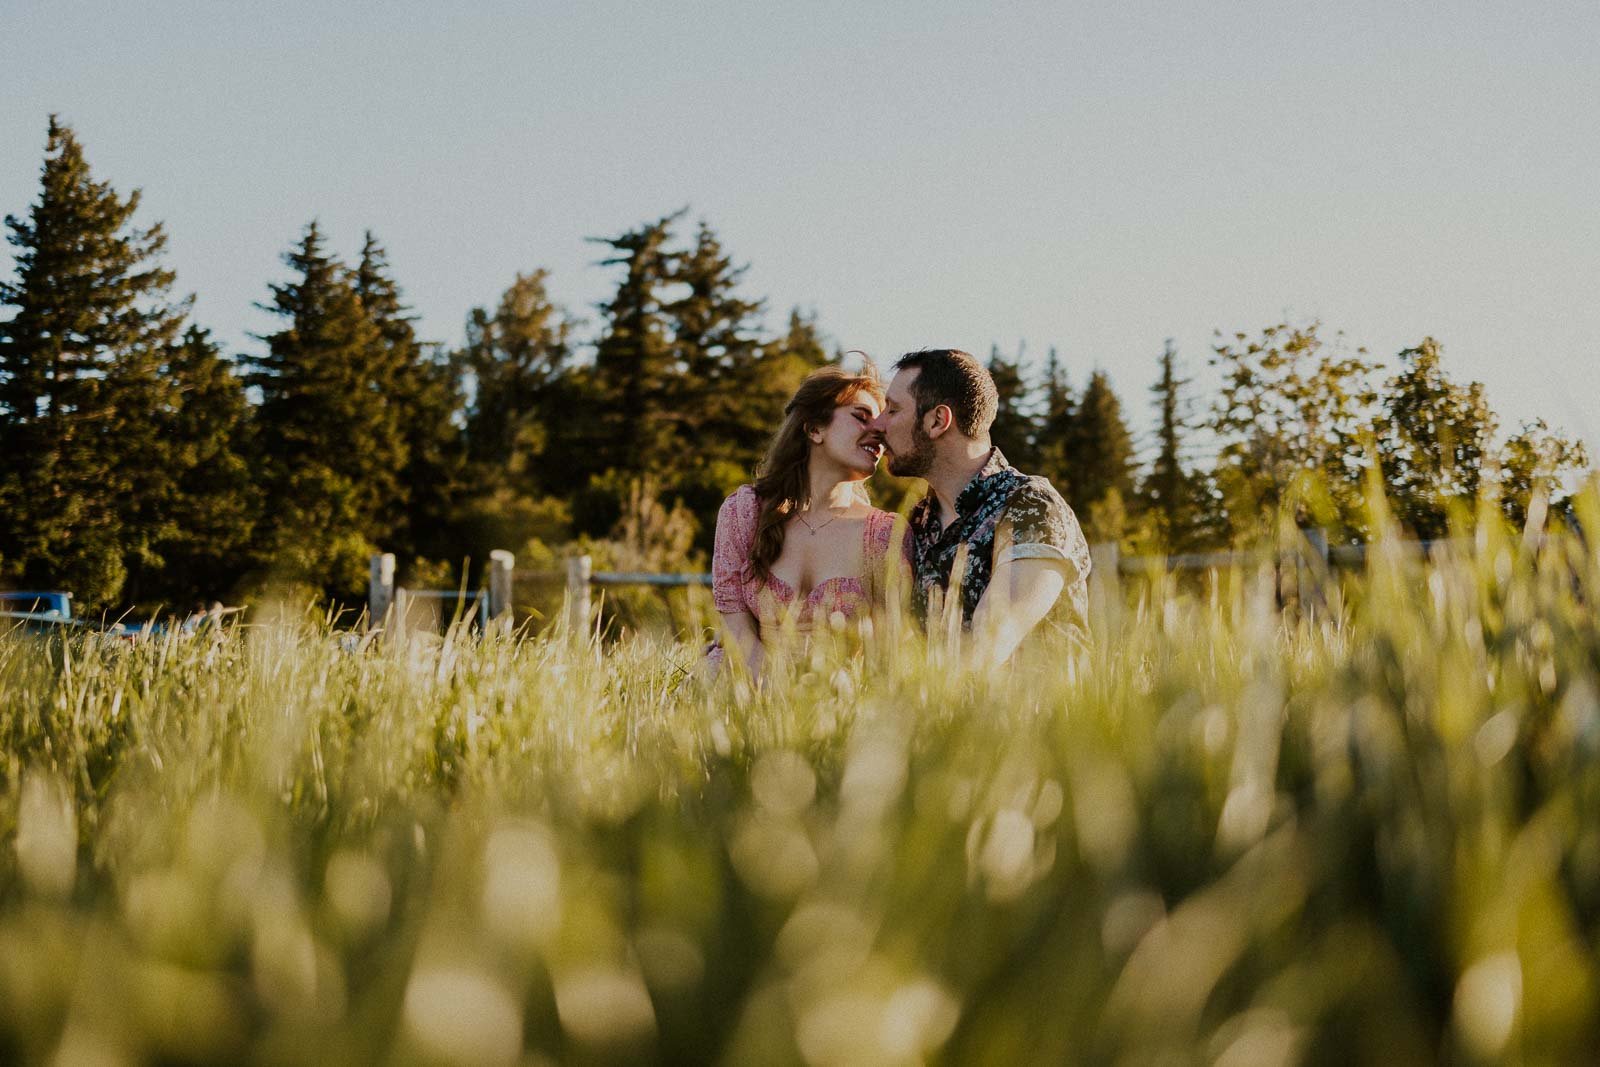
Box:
765 517 870 598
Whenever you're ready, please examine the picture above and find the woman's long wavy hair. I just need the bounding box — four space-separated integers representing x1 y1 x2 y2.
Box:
747 362 885 582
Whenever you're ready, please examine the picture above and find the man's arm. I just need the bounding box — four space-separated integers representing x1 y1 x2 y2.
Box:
967 477 1092 666
969 555 1069 667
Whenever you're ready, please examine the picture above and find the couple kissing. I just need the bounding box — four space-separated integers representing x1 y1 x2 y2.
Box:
710 348 1092 678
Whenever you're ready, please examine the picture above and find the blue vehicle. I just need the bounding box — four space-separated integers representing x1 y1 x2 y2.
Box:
0 590 78 633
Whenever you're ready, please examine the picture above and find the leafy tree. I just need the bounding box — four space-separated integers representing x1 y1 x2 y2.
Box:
1209 321 1377 539
244 223 401 595
0 117 188 611
1496 420 1590 532
1374 338 1494 540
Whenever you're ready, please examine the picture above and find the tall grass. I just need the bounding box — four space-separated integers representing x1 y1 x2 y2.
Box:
2 490 1599 1065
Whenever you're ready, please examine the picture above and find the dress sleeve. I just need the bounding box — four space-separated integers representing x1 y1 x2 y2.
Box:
712 486 759 614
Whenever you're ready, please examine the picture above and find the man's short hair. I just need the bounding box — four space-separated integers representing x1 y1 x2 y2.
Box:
893 348 998 438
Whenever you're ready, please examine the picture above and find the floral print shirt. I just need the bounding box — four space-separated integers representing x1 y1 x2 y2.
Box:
906 449 1092 638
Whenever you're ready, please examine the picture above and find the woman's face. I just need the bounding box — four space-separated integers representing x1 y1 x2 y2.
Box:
812 391 884 479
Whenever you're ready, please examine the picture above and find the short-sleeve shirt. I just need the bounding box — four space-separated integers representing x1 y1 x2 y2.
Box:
906 448 1092 639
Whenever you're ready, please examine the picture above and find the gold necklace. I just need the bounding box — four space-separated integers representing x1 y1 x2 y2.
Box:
795 508 842 535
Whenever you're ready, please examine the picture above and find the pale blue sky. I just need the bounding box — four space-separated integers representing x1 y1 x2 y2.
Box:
4 0 1597 459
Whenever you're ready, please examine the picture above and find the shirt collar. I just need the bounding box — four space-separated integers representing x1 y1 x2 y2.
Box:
953 447 1012 515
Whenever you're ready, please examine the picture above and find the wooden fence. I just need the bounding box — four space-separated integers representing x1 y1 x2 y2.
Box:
367 528 1458 636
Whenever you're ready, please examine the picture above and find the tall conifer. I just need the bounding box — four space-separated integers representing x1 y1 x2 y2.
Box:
1138 340 1203 550
354 233 461 564
0 117 188 610
987 343 1039 469
587 213 681 483
245 223 396 594
1060 369 1134 523
460 269 576 491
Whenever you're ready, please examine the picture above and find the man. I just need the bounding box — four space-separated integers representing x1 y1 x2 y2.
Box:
866 348 1092 662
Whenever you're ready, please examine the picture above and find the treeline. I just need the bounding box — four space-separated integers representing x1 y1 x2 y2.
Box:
0 119 1589 613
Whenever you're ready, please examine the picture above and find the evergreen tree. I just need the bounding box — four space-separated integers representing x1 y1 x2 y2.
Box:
586 212 682 488
1035 345 1076 490
244 223 401 595
460 268 576 485
0 117 188 611
354 233 463 565
765 308 829 370
1059 369 1135 534
147 326 258 603
667 221 774 520
987 342 1039 469
1137 339 1204 551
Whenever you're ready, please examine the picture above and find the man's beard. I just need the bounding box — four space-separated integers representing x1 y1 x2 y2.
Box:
887 423 935 478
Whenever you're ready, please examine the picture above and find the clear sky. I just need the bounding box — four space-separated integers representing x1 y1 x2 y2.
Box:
4 0 1597 460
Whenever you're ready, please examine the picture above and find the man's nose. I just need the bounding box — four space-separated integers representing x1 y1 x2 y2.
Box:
865 411 889 433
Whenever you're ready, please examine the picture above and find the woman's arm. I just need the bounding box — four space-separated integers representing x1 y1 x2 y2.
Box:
711 487 765 679
718 609 765 681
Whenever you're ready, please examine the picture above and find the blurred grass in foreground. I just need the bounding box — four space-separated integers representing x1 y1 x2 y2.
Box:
3 487 1600 1066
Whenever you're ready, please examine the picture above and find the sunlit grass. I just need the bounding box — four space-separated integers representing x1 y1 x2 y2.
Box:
2 489 1599 1064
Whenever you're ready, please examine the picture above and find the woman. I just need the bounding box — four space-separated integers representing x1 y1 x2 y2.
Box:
710 363 905 679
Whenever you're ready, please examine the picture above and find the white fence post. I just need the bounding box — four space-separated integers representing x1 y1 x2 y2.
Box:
368 553 395 632
566 554 593 637
488 549 515 634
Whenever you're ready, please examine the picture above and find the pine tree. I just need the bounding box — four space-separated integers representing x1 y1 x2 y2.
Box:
1035 346 1076 489
147 326 258 604
244 223 400 595
1137 339 1203 551
354 233 463 565
667 221 773 516
1059 369 1134 533
766 308 829 370
586 212 682 486
0 117 188 611
460 269 577 492
987 342 1039 469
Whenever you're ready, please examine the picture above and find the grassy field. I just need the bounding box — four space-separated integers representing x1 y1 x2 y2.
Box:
2 494 1599 1066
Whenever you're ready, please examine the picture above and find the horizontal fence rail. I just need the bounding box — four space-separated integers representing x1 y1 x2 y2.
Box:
368 529 1467 637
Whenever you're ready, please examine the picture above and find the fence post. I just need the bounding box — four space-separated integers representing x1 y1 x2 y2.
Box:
566 554 593 637
392 586 410 638
488 549 515 634
1088 542 1121 631
1299 527 1331 620
369 553 395 632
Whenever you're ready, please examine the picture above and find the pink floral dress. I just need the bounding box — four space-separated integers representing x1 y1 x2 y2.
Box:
711 485 903 641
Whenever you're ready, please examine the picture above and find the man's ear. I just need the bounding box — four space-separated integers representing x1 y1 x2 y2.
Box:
924 404 955 440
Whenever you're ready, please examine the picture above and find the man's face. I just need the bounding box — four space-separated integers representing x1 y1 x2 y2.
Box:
871 369 937 479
